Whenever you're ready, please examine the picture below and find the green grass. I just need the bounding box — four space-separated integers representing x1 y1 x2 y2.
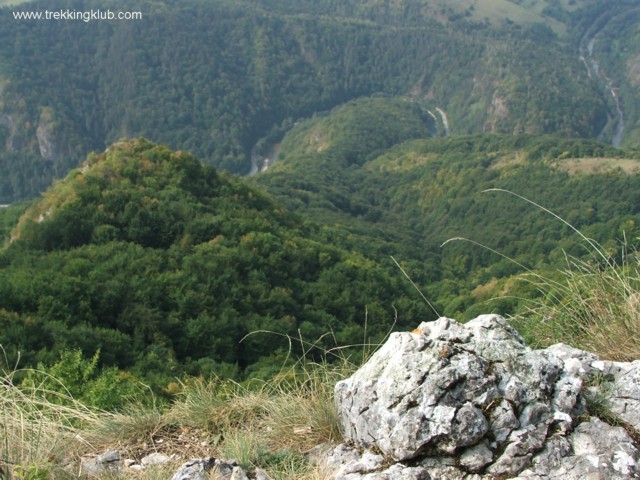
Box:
168 361 346 456
513 249 640 361
422 0 568 35
552 157 640 175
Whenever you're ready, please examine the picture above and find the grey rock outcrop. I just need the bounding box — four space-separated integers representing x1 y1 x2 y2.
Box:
171 457 248 480
81 452 250 480
80 450 121 476
604 360 640 428
0 113 17 150
330 314 640 479
141 452 176 466
35 108 57 162
518 418 638 479
171 458 216 480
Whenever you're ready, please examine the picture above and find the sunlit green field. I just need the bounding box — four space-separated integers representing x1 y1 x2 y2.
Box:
436 0 588 36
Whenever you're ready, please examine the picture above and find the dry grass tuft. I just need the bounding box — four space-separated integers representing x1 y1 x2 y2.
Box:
515 251 640 361
168 378 272 434
160 353 352 479
0 331 365 479
167 361 346 462
259 364 345 452
474 189 640 361
0 365 100 479
0 360 345 479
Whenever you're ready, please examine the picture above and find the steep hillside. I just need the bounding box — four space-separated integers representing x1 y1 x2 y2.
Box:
274 97 437 165
582 3 640 149
0 139 426 388
256 104 640 318
0 0 628 202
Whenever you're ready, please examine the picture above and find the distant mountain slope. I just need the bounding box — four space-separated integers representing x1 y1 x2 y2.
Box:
581 2 640 149
251 0 585 33
1 0 632 201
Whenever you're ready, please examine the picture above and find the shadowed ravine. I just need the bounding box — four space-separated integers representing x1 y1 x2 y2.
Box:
578 6 640 147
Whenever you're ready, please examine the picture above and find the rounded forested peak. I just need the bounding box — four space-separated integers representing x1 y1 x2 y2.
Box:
10 138 283 250
0 142 428 391
83 137 218 190
273 96 436 168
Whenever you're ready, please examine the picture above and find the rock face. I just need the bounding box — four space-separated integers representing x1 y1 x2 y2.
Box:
35 108 57 162
81 450 121 475
0 113 17 150
330 314 640 479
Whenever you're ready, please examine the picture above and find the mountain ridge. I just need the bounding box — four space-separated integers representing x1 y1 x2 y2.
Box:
2 0 638 201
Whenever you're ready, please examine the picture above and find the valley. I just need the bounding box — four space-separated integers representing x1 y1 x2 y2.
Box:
3 3 640 479
578 3 640 147
0 0 640 398
0 0 626 203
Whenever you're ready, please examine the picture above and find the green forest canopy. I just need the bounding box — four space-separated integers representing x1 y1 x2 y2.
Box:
0 138 427 392
2 129 640 395
4 0 639 201
256 100 640 320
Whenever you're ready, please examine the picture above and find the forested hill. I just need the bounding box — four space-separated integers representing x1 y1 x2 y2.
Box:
0 138 427 388
2 132 640 390
2 0 640 201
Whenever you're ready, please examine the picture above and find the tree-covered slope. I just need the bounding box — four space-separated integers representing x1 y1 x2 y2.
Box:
3 124 640 391
0 0 628 202
0 139 426 388
256 103 640 318
276 97 437 166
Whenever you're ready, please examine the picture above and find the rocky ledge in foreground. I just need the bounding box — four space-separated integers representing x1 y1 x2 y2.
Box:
329 314 640 479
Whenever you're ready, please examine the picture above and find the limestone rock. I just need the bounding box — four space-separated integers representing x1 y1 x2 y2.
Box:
170 457 248 480
230 466 250 480
171 458 216 480
607 360 640 428
0 113 17 150
459 442 493 472
81 450 121 476
35 108 56 162
518 418 639 479
141 452 175 466
254 468 270 480
332 314 640 479
325 443 431 480
335 315 581 463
